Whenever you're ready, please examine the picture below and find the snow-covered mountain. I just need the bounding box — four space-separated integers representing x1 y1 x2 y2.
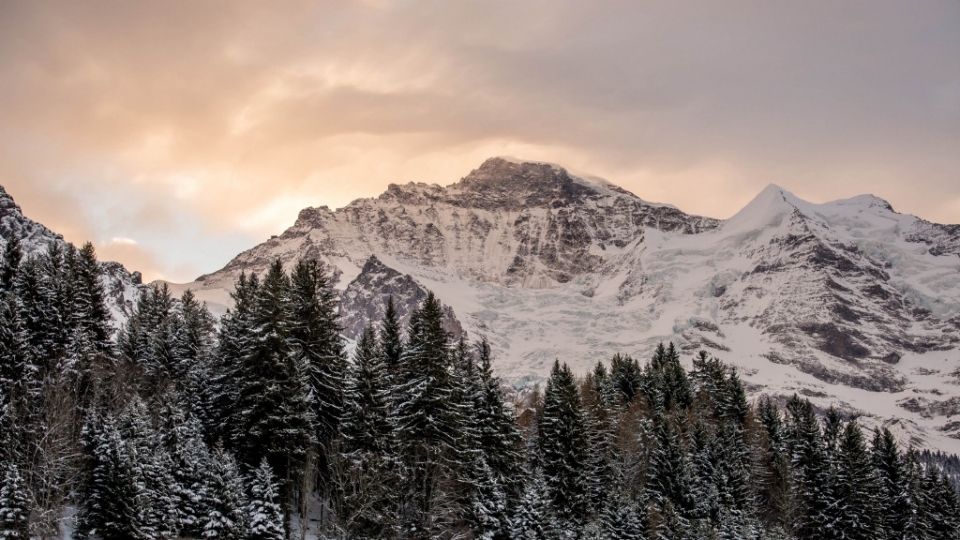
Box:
178 157 960 454
0 185 143 322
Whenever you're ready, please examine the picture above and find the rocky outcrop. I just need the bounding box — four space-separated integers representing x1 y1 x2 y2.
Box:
338 256 463 341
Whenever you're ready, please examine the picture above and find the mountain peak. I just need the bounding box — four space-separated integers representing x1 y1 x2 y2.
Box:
451 157 644 210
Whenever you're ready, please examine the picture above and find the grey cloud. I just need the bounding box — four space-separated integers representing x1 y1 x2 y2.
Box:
0 0 958 281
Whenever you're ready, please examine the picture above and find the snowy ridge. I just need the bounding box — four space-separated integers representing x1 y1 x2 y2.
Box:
178 159 960 454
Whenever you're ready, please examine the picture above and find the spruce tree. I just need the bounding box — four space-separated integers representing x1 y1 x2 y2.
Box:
13 256 60 367
393 291 464 531
0 461 30 540
379 295 404 376
206 272 258 445
538 360 590 527
609 353 643 406
835 420 881 540
341 326 395 456
288 258 346 460
756 396 794 527
785 395 836 539
202 447 249 540
511 469 561 540
0 235 22 294
337 325 400 539
646 412 696 518
235 260 315 533
645 343 691 412
584 361 616 511
74 413 150 540
69 243 113 354
248 458 285 540
599 489 648 540
872 427 910 540
474 339 524 505
922 468 960 540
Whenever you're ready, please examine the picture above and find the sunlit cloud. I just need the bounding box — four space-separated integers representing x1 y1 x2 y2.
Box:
0 0 957 283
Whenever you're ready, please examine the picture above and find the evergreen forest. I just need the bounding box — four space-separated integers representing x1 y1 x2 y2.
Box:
1 240 958 539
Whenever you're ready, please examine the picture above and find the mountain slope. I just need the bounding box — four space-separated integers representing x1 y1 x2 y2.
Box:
180 158 960 454
0 185 143 321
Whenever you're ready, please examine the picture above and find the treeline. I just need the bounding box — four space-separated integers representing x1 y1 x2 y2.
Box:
0 246 959 539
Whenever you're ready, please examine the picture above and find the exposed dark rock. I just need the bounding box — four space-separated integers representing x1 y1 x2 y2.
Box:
899 396 960 419
799 322 870 360
338 256 464 341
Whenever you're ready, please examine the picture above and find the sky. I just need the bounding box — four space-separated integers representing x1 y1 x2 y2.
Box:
0 1 958 283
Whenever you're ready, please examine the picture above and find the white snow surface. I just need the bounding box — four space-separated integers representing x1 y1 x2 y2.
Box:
173 161 960 454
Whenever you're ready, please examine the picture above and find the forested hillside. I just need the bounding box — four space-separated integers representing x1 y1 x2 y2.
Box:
1 245 958 539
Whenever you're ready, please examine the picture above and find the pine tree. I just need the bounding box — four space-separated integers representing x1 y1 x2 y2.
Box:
610 353 643 406
379 295 404 376
599 489 648 540
835 420 881 540
74 413 151 540
288 258 346 457
248 458 285 540
646 412 695 518
538 360 590 527
202 447 249 540
0 461 30 540
785 395 836 539
336 325 400 538
393 291 464 532
511 469 561 540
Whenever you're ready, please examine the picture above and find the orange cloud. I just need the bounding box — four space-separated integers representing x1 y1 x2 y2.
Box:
0 1 958 282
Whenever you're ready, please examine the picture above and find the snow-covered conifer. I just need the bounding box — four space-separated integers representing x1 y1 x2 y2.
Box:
0 461 30 540
538 360 590 527
248 458 285 540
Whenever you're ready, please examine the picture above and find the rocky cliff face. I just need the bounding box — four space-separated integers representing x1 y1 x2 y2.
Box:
196 157 718 290
0 185 143 321
339 256 463 341
180 158 960 454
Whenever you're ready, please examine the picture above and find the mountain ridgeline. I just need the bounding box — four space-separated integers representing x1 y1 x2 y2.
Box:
1 248 959 539
181 157 960 454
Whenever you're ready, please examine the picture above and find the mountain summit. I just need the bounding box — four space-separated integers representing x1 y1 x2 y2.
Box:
198 157 718 290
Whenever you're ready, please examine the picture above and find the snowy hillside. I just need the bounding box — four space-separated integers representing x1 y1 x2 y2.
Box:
176 158 960 454
0 185 144 322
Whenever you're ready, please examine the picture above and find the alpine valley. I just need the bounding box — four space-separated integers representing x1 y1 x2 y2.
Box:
4 156 960 456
